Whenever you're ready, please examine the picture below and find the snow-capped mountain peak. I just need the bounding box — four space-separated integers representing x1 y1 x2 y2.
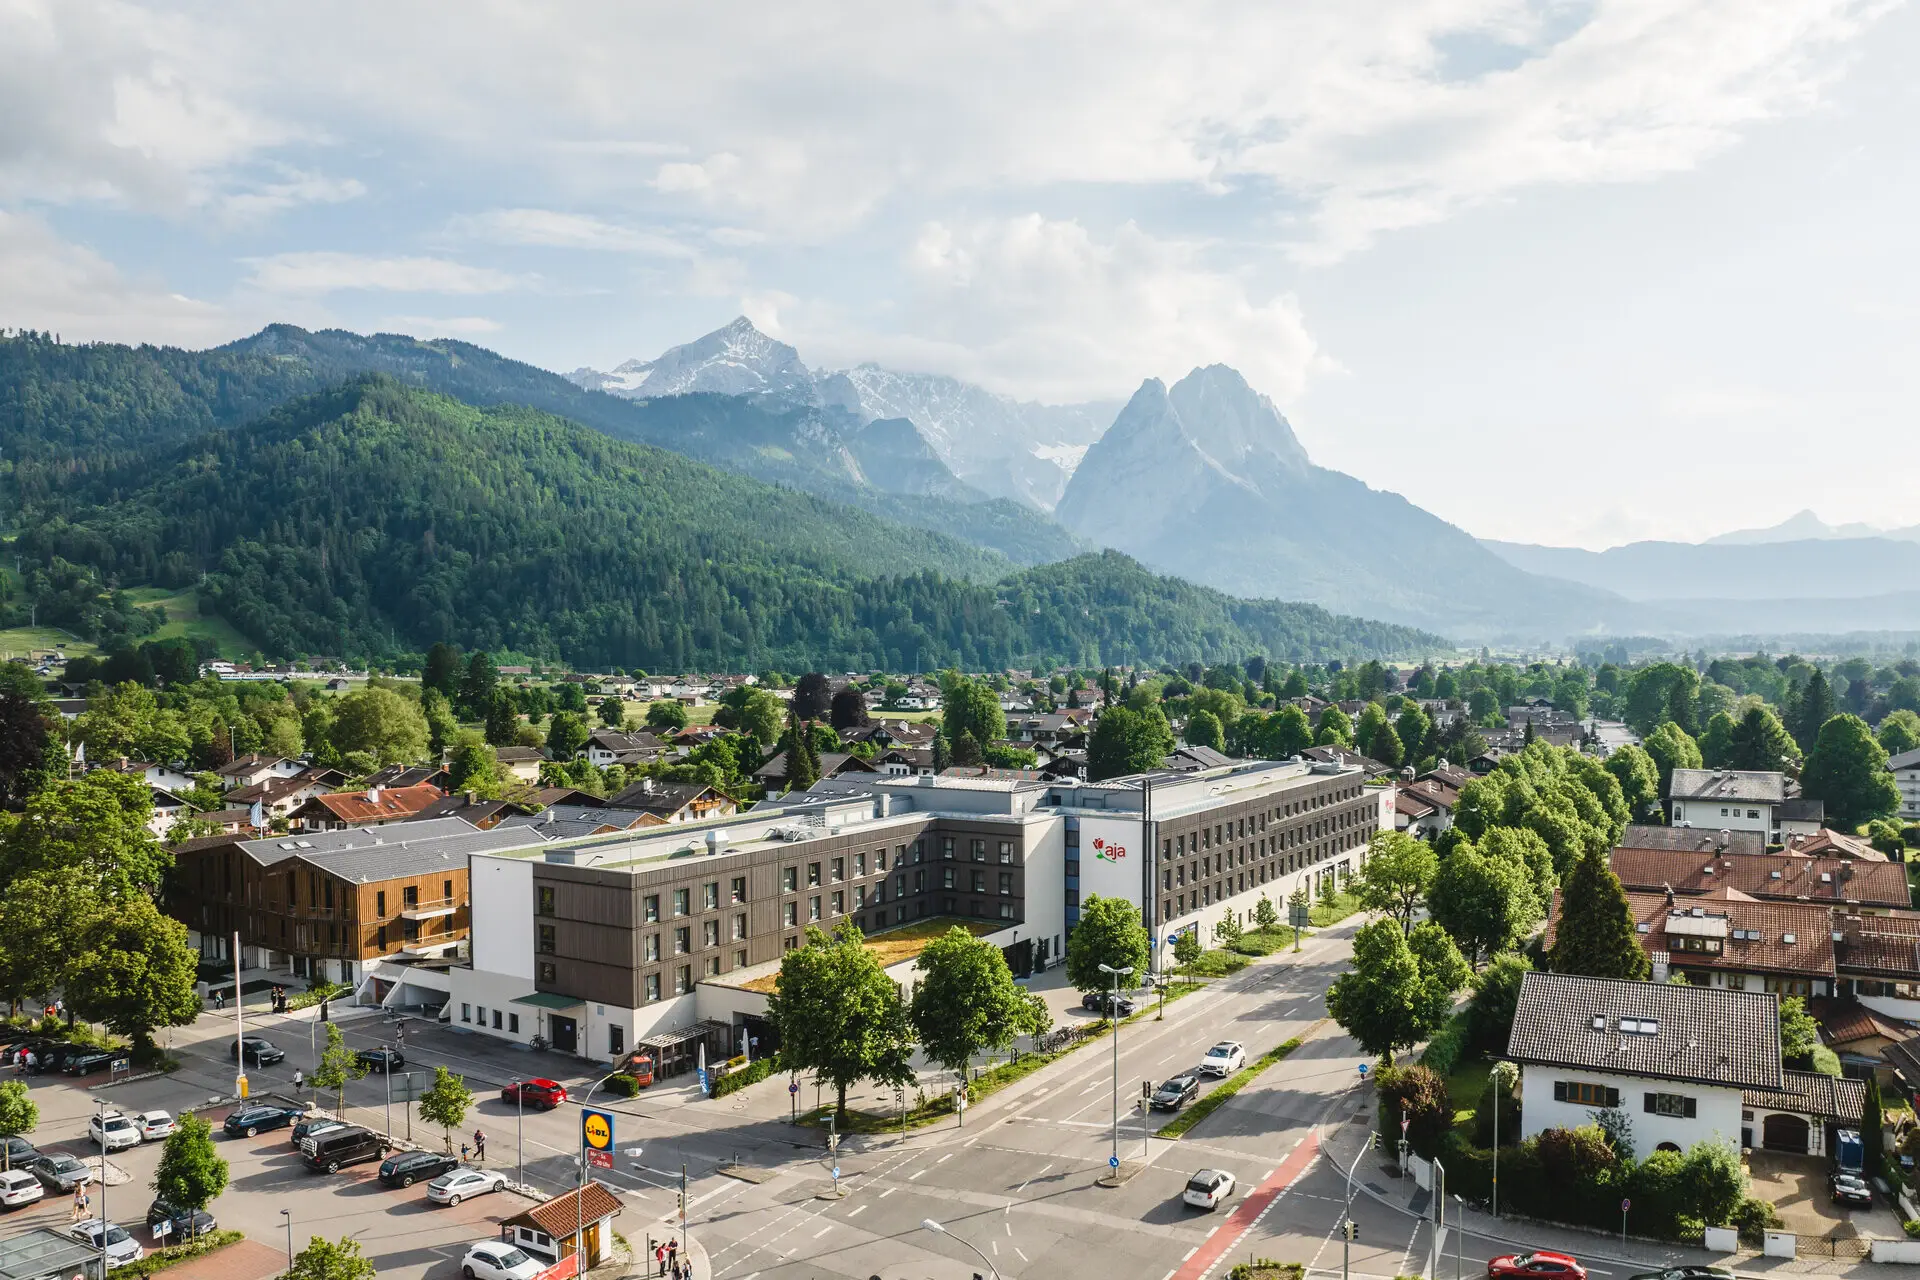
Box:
569 316 815 400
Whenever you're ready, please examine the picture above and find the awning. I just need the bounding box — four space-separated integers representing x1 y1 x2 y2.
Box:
511 991 585 1010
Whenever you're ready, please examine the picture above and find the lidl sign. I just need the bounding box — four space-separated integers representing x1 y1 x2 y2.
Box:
582 1108 614 1152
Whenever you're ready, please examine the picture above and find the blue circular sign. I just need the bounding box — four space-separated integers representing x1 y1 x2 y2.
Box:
1357 1063 1369 1077
789 1082 800 1094
833 1166 841 1178
1109 1155 1120 1169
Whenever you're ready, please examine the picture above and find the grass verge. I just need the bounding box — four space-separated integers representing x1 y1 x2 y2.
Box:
1309 892 1362 927
1157 1036 1305 1138
798 1028 1112 1133
1177 948 1251 978
109 1230 243 1278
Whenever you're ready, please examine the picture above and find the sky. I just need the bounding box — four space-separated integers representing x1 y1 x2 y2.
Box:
3 0 1916 549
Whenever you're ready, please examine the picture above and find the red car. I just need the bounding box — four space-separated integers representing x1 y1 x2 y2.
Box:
501 1079 568 1110
1488 1253 1586 1280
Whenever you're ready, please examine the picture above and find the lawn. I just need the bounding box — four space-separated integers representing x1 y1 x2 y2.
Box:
1230 927 1303 957
0 626 96 661
1178 947 1251 977
125 587 255 658
1309 891 1363 927
736 916 1000 992
1444 1055 1494 1128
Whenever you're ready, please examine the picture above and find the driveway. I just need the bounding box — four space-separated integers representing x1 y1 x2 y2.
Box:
1745 1149 1907 1242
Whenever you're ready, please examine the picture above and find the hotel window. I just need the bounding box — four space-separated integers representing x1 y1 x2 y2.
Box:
645 934 660 962
673 888 691 916
731 877 747 904
536 925 556 954
1177 834 1186 855
895 874 907 896
1552 1081 1620 1106
644 894 660 922
831 858 844 882
733 913 747 940
509 1014 520 1034
1000 872 1014 896
675 966 691 995
971 839 986 861
886 846 899 869
914 870 926 892
914 839 925 862
703 920 720 947
853 852 866 876
971 870 985 893
705 956 722 977
783 867 798 892
735 949 748 968
941 837 955 860
645 974 661 1002
537 886 555 916
808 862 822 886
703 882 719 910
538 961 557 983
675 926 690 954
998 842 1013 863
809 896 822 921
942 868 955 889
1000 902 1015 920
376 890 387 916
783 902 797 926
855 885 867 908
461 1003 472 1023
831 891 845 915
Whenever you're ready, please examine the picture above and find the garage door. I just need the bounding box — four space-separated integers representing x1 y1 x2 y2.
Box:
1762 1112 1810 1153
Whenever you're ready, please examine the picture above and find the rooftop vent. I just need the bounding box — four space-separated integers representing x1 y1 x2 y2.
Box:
1636 922 1650 933
1589 1015 1607 1031
1782 933 1797 944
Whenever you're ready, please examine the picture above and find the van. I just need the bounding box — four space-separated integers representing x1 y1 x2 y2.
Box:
301 1126 385 1174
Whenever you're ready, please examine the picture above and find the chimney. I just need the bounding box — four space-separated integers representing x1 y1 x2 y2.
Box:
1663 882 1675 906
1651 950 1669 983
465 790 476 805
367 785 381 804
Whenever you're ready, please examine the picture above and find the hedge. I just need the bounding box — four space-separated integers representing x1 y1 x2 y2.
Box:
109 1230 244 1279
711 1055 781 1099
1417 1010 1471 1079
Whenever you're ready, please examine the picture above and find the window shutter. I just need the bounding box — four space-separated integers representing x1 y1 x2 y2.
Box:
1684 1097 1697 1118
1606 1087 1620 1108
1553 1081 1567 1102
1643 1093 1656 1114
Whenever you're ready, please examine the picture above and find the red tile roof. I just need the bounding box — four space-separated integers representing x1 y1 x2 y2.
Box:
1609 847 1910 910
299 783 444 825
1545 888 1836 981
502 1183 623 1238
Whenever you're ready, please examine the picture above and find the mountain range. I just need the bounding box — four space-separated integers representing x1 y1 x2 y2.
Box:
1703 509 1920 546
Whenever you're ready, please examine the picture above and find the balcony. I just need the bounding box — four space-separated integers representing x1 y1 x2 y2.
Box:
400 896 461 921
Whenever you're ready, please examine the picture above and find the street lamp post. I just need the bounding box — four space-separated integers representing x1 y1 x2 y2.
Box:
92 1095 107 1278
1097 961 1133 1172
921 1218 1001 1280
280 1208 293 1272
1451 1194 1464 1280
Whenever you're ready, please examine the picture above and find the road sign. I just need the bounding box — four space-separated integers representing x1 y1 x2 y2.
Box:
1620 1198 1631 1212
582 1108 614 1156
1289 905 1310 928
832 1166 841 1178
789 1082 800 1095
1109 1155 1120 1169
1357 1063 1369 1077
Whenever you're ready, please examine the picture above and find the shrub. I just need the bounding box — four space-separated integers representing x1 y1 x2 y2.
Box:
711 1055 780 1099
1473 1062 1520 1147
1375 1064 1452 1158
1418 1011 1471 1078
1466 953 1531 1052
1537 1124 1618 1194
1734 1198 1782 1245
604 1074 640 1099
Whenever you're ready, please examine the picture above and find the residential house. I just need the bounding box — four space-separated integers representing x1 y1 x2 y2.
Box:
1617 824 1765 858
287 783 446 831
495 804 658 841
1164 745 1234 773
872 747 936 777
499 1184 622 1273
1889 746 1920 822
583 730 672 768
1781 828 1888 862
1547 886 1837 998
148 788 191 839
841 720 936 750
604 778 738 824
223 773 335 823
1609 846 1911 913
187 807 257 836
216 753 304 789
1806 997 1914 1085
1506 971 1781 1154
752 751 878 790
1395 772 1461 838
96 757 202 793
405 794 532 829
494 746 546 782
1302 745 1390 774
1834 913 1920 1021
1667 769 1788 841
1780 798 1826 840
364 763 452 791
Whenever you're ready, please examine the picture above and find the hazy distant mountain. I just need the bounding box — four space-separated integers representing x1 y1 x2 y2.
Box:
1053 365 1622 639
1703 509 1894 545
1483 536 1920 603
570 319 1116 509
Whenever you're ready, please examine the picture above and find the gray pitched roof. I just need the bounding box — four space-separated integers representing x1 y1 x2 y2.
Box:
295 824 550 883
238 816 502 865
1506 971 1782 1091
1617 824 1765 856
1668 769 1787 804
1742 1070 1865 1124
1888 747 1920 771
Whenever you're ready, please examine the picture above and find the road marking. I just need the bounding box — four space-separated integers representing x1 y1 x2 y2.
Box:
1015 1162 1053 1194
1078 1080 1103 1094
909 1169 927 1180
936 1153 953 1163
849 1205 867 1218
1004 1221 1011 1235
1183 1249 1197 1261
813 1224 832 1238
964 1136 979 1147
992 1241 1000 1256
1016 1248 1029 1262
1171 1129 1321 1280
880 1187 896 1198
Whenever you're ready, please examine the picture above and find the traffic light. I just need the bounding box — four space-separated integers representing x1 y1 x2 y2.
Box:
1341 1218 1359 1241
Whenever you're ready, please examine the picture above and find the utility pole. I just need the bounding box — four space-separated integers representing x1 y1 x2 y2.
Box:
1098 962 1133 1171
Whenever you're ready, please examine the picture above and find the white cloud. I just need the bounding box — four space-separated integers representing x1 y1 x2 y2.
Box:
447 208 692 256
242 252 529 295
786 215 1330 402
0 209 239 346
221 170 365 221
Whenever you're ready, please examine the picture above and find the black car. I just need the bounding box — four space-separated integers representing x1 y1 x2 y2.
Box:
1628 1268 1734 1280
1080 991 1136 1017
290 1115 346 1148
1831 1171 1873 1208
223 1103 296 1138
230 1037 285 1066
1151 1074 1201 1111
1 1136 39 1169
62 1050 117 1077
34 1044 84 1073
301 1126 384 1174
355 1047 405 1073
379 1149 458 1188
147 1197 217 1241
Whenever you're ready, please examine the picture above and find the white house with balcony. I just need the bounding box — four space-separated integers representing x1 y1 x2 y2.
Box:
1667 769 1787 842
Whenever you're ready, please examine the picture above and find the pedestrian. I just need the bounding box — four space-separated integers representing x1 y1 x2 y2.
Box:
23 1050 36 1075
213 990 224 1012
293 1068 304 1091
396 1022 406 1044
473 1129 486 1163
667 1239 678 1274
70 1185 87 1221
654 1243 666 1277
671 1260 681 1280
460 1142 470 1165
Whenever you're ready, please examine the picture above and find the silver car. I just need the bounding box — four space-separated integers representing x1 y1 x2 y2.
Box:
427 1167 508 1206
70 1220 144 1267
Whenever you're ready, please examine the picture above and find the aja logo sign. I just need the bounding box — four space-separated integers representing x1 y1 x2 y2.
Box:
1091 836 1126 863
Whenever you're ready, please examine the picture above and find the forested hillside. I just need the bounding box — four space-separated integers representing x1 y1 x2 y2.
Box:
15 377 1443 669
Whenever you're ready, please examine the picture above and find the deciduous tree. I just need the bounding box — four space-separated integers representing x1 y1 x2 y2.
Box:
418 1066 474 1153
0 1081 36 1170
909 928 1040 1079
1802 713 1900 829
1086 706 1174 781
1327 919 1467 1064
1641 722 1702 807
1065 894 1150 994
1351 831 1437 934
310 1023 369 1118
545 710 589 760
647 700 690 733
64 895 202 1056
1185 709 1224 752
286 1235 377 1280
769 925 915 1123
328 687 429 765
1428 844 1535 966
152 1112 228 1236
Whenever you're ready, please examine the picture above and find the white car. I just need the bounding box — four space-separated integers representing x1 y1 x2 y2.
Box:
461 1241 543 1280
133 1111 175 1141
427 1167 508 1206
70 1219 144 1267
1200 1041 1246 1077
88 1112 142 1151
0 1168 44 1208
1183 1168 1236 1211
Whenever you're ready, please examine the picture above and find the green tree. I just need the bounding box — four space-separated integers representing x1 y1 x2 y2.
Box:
768 925 916 1123
1624 663 1700 736
1327 919 1467 1063
1171 929 1202 968
483 690 520 745
1602 745 1660 821
1729 704 1800 772
1698 712 1736 770
0 1080 37 1170
0 690 56 810
1794 670 1835 752
940 675 1007 750
1253 893 1279 932
1368 721 1405 768
1263 704 1313 758
646 700 690 733
1642 721 1702 806
458 651 498 719
421 688 459 755
446 736 503 798
1086 705 1174 781
1778 995 1819 1069
1065 894 1150 994
1479 826 1557 916
1864 1074 1886 1176
1395 703 1432 764
64 896 201 1056
545 710 589 760
310 1023 369 1118
418 1066 474 1153
328 686 429 765
1466 953 1532 1052
422 643 462 700
1315 705 1353 747
1213 910 1243 946
1802 713 1900 829
1548 847 1649 980
782 709 820 791
0 768 171 899
71 682 192 764
595 696 626 730
1428 844 1535 966
286 1235 377 1280
1877 709 1920 758
1351 831 1437 934
1354 703 1388 752
151 1112 227 1238
909 928 1039 1079
1184 709 1224 752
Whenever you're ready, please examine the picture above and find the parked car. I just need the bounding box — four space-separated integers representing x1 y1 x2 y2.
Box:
1182 1168 1235 1211
1628 1268 1734 1280
35 1044 85 1073
132 1111 175 1142
355 1047 405 1073
1151 1075 1201 1111
501 1078 567 1110
230 1037 285 1066
461 1241 544 1280
379 1149 459 1188
63 1050 118 1077
69 1219 143 1267
427 1167 509 1206
1831 1171 1873 1208
0 1168 44 1208
147 1197 217 1241
2 1135 40 1169
89 1111 142 1151
1488 1252 1587 1280
29 1153 93 1193
1080 991 1135 1017
291 1116 346 1148
1200 1041 1246 1077
301 1126 385 1174
223 1103 297 1138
